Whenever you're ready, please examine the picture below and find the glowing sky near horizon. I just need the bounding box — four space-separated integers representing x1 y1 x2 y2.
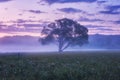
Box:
0 0 120 37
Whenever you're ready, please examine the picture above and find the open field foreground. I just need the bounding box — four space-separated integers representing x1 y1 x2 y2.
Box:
0 51 120 80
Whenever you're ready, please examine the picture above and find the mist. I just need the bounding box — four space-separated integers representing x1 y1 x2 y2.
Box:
0 34 120 53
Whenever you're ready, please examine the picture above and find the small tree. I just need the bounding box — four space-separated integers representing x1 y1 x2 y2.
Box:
39 18 88 52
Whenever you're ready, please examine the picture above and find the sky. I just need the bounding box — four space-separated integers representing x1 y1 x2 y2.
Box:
0 0 120 38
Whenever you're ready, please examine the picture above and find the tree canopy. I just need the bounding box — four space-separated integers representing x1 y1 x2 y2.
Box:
39 18 88 52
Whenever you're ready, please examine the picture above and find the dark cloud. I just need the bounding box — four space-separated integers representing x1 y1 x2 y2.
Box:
0 23 8 31
0 23 42 32
97 1 106 4
29 16 36 18
20 24 42 27
42 0 97 4
18 13 23 16
114 20 120 24
16 19 26 23
0 24 24 32
86 25 113 31
10 19 40 23
79 17 104 22
57 8 95 16
97 1 106 5
9 19 27 23
5 8 8 10
86 25 107 28
0 24 6 28
58 8 82 13
0 24 7 27
97 28 113 31
99 10 120 14
0 0 12 3
85 13 95 16
28 10 44 14
16 19 41 23
5 19 48 26
0 19 43 32
107 5 120 11
99 5 120 14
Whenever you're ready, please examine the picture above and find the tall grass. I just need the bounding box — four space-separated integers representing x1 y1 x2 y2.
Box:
0 52 120 80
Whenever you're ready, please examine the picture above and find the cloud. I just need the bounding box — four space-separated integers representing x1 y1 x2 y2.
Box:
107 5 120 11
58 8 82 13
10 19 41 23
20 24 42 28
97 1 106 5
1 19 47 28
0 35 38 45
7 19 29 24
42 0 97 4
58 8 94 16
85 25 113 31
28 10 44 14
99 10 120 14
0 19 43 33
97 28 113 31
97 1 106 4
99 5 120 14
86 25 106 28
0 24 7 27
18 13 23 16
0 0 12 3
0 24 22 32
16 19 26 23
79 17 104 22
114 20 120 24
16 19 40 23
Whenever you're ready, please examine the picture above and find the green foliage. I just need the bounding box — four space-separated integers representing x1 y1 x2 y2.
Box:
0 52 120 80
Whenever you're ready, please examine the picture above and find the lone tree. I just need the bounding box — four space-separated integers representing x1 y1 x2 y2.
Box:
39 18 88 52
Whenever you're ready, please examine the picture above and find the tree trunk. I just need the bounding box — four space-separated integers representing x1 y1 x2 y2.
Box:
58 40 63 53
59 48 63 53
58 36 63 53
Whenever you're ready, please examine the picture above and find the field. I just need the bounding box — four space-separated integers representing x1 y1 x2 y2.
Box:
0 51 120 80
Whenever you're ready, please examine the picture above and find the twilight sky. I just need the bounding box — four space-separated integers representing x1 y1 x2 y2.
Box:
0 0 120 38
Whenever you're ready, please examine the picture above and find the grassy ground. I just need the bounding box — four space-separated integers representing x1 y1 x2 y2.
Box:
0 51 120 80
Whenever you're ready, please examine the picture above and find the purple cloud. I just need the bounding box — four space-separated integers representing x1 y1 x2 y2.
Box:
99 5 120 15
97 28 113 31
0 19 43 32
86 25 106 28
107 5 120 11
10 19 41 23
28 10 44 14
114 20 120 24
85 25 113 32
99 10 120 14
57 8 95 16
97 1 106 4
20 23 42 27
0 23 42 33
0 24 6 27
0 24 22 32
58 8 82 13
0 0 12 3
42 0 97 4
79 17 104 22
18 13 23 16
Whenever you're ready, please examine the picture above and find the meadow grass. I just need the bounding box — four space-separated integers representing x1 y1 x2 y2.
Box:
0 51 120 80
